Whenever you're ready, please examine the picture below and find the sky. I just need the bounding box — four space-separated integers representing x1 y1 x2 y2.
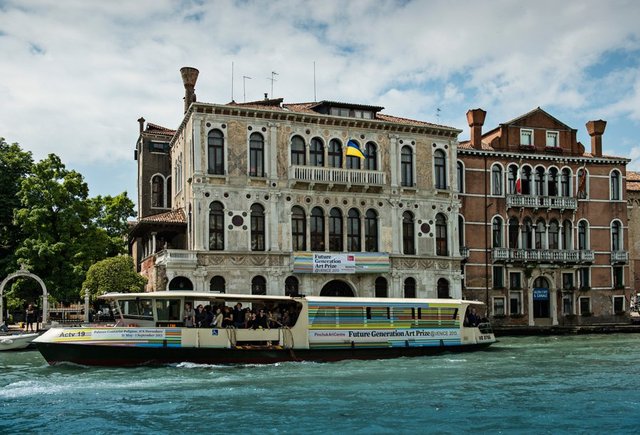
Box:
2 0 640 204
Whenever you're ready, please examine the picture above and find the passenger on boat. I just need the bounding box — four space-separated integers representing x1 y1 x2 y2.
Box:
267 309 281 328
233 303 244 328
253 309 269 330
212 307 223 327
183 303 196 328
195 304 206 328
222 306 234 327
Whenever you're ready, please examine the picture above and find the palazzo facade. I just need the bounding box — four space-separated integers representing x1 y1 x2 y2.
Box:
129 67 464 299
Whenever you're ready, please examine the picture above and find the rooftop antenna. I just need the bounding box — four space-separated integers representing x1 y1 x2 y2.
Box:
436 107 441 122
242 76 252 102
231 62 235 102
267 71 278 98
313 61 317 101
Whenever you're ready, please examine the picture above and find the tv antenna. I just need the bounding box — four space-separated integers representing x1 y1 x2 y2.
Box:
436 107 441 122
267 71 278 98
242 76 252 102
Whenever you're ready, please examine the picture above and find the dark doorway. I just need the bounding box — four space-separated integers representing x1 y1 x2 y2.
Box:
168 276 193 291
320 280 354 297
532 276 550 318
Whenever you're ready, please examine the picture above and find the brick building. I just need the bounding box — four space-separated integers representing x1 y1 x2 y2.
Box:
458 108 630 326
129 67 465 298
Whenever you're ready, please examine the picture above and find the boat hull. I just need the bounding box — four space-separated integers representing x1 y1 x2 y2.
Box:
0 333 39 351
34 341 493 366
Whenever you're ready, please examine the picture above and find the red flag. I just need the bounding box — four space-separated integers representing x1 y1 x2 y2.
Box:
515 167 522 194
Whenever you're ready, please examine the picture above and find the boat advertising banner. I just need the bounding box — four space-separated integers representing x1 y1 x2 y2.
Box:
309 328 460 342
51 328 182 347
293 252 390 274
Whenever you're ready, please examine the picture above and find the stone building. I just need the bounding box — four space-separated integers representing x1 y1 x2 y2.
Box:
626 171 640 309
129 67 464 298
458 108 630 326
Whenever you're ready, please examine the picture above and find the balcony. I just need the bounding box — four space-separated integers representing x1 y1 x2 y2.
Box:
611 250 629 264
506 194 577 210
155 249 197 267
492 248 594 264
459 246 469 259
288 165 385 188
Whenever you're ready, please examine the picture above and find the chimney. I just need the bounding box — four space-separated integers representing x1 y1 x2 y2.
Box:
585 120 606 157
264 93 268 100
180 67 200 114
137 117 145 134
466 108 487 149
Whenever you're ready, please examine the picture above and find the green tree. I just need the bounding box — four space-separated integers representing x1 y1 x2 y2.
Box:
89 192 135 257
83 255 146 300
0 138 33 277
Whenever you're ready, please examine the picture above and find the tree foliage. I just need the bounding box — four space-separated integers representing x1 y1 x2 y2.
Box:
83 255 146 300
0 138 33 278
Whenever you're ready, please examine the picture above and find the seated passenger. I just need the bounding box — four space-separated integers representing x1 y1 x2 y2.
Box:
253 309 269 330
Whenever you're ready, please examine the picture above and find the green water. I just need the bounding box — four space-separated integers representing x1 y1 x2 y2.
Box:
1 334 639 434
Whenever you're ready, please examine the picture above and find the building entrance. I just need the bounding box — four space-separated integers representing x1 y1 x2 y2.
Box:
320 280 355 297
532 276 550 318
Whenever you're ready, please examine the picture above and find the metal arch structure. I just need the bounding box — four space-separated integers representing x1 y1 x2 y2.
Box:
0 264 48 325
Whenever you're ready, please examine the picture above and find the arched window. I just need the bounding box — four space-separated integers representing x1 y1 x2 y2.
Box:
562 220 573 250
249 132 265 177
491 164 503 196
535 219 546 249
329 139 342 168
522 217 533 249
291 206 306 251
401 146 414 187
329 208 343 251
436 213 448 256
548 167 558 196
375 277 388 298
521 166 532 195
457 161 465 193
402 211 415 255
548 220 559 249
209 201 224 250
251 276 266 295
404 277 416 298
347 140 361 169
208 129 225 175
347 209 361 252
310 137 324 167
166 176 172 208
365 209 378 252
611 170 621 200
611 221 622 251
434 149 447 189
250 203 265 251
578 220 589 250
291 135 306 166
365 142 377 171
151 174 165 208
437 278 450 298
285 276 299 296
534 167 545 196
310 207 325 251
577 168 588 199
508 217 519 248
210 276 226 293
507 165 518 194
492 216 503 248
458 215 465 250
560 168 571 197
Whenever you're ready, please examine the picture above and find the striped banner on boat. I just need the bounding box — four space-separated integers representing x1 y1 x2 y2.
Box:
292 252 390 274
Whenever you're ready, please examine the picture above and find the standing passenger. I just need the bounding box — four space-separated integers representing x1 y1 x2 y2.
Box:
183 303 196 328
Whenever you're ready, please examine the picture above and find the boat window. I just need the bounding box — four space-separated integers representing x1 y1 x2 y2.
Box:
156 299 181 321
411 307 416 319
417 307 422 319
366 307 372 320
386 307 391 319
118 299 153 320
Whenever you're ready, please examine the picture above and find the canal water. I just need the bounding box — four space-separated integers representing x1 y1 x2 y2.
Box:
1 334 639 434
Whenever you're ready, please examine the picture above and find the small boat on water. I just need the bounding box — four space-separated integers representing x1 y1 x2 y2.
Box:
34 291 496 366
0 332 40 351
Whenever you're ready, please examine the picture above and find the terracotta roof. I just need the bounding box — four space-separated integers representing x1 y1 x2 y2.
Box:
457 140 495 151
228 98 285 108
145 123 176 135
139 209 186 224
628 171 640 192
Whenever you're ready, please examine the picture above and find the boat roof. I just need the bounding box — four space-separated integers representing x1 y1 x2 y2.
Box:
98 291 484 306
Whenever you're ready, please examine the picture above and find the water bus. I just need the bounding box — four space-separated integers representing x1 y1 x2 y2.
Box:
34 291 495 366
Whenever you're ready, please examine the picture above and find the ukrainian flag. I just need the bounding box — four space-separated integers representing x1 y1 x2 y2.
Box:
346 139 365 159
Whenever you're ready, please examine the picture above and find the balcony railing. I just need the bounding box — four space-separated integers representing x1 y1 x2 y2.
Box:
506 194 577 210
492 248 594 263
289 165 386 187
155 249 197 267
611 250 629 264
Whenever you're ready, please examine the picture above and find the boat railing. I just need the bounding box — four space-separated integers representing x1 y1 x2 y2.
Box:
478 322 493 334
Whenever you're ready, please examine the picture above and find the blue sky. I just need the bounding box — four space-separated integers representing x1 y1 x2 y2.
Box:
1 0 640 205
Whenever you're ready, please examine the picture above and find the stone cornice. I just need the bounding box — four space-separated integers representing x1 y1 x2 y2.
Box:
457 148 630 165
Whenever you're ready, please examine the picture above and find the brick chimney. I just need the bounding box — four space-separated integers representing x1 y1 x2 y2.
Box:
585 120 606 157
466 108 487 149
137 117 145 134
180 67 200 114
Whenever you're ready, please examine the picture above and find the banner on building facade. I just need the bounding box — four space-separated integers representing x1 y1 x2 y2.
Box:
533 288 549 301
293 252 390 274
